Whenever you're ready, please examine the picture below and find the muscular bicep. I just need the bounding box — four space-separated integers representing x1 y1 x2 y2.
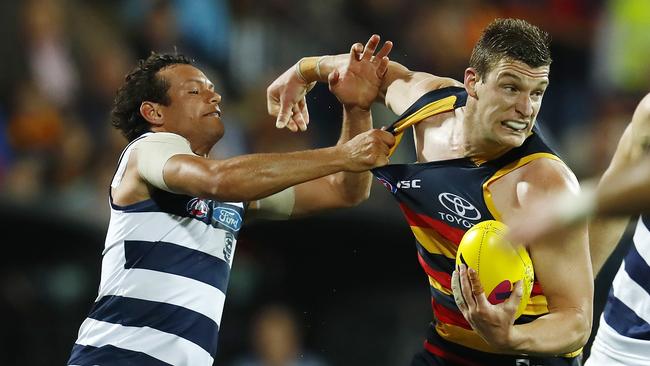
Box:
162 154 219 197
383 62 463 115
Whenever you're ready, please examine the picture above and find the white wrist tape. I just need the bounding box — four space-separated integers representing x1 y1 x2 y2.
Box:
135 132 195 192
557 183 597 225
256 187 295 220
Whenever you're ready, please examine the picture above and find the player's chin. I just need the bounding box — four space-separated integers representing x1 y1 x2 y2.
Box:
499 134 527 148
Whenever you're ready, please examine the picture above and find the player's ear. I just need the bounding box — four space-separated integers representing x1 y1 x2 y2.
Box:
464 68 479 98
140 101 164 127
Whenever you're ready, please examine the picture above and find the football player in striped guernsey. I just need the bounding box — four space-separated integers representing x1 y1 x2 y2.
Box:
67 37 394 366
508 93 650 366
268 19 593 366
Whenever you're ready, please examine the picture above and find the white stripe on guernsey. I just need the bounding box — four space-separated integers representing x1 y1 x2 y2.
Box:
611 263 650 324
76 318 214 366
633 218 650 264
590 314 650 364
100 269 226 326
105 211 234 263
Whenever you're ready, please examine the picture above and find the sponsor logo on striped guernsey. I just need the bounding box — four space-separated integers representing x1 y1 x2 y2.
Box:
186 197 210 219
213 207 242 232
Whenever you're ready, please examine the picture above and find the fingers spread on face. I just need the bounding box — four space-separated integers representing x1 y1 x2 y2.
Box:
376 56 390 78
362 34 380 61
349 43 364 62
375 40 393 61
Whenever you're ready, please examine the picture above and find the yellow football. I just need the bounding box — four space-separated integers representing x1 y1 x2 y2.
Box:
455 220 534 319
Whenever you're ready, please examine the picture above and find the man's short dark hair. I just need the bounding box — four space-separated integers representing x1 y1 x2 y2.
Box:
469 18 552 79
111 53 192 142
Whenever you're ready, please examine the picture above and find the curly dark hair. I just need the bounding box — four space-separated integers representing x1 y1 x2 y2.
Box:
469 18 552 80
111 52 193 142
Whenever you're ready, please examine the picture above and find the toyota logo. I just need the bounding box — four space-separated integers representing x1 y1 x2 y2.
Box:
438 192 482 220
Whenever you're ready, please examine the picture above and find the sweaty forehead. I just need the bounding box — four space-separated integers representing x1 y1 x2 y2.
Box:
490 60 550 83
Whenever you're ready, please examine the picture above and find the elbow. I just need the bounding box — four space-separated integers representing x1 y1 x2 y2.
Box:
564 308 593 354
346 185 371 207
328 173 372 207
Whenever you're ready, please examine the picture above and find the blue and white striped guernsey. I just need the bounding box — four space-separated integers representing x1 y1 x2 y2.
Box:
586 214 650 366
68 134 244 366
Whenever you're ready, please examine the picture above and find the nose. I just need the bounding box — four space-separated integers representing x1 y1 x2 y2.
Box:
209 90 221 104
515 94 534 118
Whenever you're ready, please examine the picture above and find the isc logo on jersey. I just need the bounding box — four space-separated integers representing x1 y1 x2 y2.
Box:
377 178 421 193
437 192 481 228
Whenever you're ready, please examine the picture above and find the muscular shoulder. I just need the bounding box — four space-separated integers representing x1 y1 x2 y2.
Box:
386 66 464 115
516 158 580 208
487 157 579 222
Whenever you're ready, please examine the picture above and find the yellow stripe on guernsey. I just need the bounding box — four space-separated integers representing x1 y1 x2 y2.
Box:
482 152 562 222
410 226 456 259
481 152 562 316
429 276 453 295
388 95 458 157
435 323 583 357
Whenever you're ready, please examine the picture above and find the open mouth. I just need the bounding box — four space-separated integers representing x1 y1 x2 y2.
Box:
204 110 222 118
502 120 528 132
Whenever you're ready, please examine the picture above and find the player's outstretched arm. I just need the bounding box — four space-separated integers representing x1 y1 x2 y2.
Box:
158 128 393 204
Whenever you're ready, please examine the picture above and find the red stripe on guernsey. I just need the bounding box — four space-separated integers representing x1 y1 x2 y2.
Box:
431 298 472 330
417 252 451 288
424 341 482 366
531 281 543 296
399 203 466 243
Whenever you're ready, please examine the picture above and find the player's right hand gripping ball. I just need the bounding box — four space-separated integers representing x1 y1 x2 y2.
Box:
455 220 534 319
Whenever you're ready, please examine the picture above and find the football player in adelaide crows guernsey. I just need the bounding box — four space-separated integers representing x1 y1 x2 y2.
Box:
68 39 395 366
508 93 650 366
268 19 594 366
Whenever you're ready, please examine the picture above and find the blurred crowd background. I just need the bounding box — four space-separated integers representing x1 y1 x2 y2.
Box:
0 0 649 365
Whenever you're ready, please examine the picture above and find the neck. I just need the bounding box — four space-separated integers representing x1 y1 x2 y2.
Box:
462 109 511 164
191 142 211 157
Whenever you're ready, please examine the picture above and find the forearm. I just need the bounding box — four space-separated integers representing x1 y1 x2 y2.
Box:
507 308 591 355
215 149 348 201
326 106 374 204
595 156 650 216
589 216 630 276
168 149 348 202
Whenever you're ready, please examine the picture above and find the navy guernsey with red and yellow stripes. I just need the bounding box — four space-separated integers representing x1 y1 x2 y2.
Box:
372 87 581 365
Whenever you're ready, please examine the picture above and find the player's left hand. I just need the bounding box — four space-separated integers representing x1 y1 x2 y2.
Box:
328 35 392 110
451 263 522 350
266 62 315 133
